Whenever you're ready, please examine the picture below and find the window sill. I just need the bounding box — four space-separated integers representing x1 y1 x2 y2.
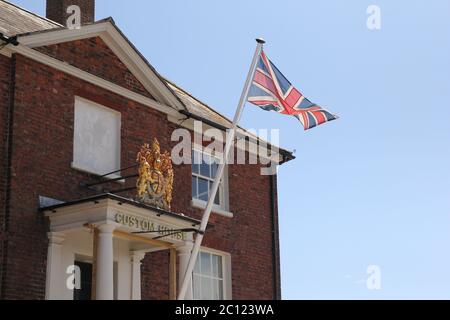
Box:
71 163 125 184
191 199 234 218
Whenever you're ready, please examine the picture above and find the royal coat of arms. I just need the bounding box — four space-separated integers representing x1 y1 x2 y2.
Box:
136 138 174 211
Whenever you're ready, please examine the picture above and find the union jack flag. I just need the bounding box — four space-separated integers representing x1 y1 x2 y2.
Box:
248 50 338 130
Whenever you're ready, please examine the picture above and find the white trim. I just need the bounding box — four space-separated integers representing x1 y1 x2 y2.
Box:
0 47 12 57
193 247 232 300
191 199 233 219
75 95 122 115
1 22 293 159
167 114 284 164
191 148 232 217
1 48 282 165
100 25 183 111
17 22 185 111
9 44 180 117
2 27 290 162
191 149 224 206
19 23 109 47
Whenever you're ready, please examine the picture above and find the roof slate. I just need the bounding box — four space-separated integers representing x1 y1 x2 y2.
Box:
0 0 61 37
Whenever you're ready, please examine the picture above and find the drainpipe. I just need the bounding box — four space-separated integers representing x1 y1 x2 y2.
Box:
270 172 282 300
0 34 18 299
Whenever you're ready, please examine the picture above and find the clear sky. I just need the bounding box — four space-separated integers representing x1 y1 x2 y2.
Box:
12 0 450 299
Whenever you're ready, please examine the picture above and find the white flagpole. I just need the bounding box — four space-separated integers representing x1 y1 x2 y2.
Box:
178 38 265 300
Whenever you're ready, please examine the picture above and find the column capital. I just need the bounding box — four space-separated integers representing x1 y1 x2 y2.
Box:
130 251 146 263
47 232 65 245
97 223 116 234
176 240 194 255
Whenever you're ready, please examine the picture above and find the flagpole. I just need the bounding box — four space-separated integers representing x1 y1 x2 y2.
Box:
178 38 265 300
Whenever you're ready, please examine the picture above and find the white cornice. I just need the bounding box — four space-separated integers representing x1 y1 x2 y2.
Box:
9 44 180 117
18 23 109 47
3 23 292 162
167 114 283 163
17 22 186 111
101 24 185 112
0 47 12 57
4 44 281 164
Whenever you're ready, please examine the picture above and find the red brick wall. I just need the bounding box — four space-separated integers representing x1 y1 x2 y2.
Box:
1 37 279 300
36 37 153 99
141 251 170 300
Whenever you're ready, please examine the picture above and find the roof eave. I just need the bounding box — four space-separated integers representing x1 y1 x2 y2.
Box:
39 193 202 226
15 19 188 112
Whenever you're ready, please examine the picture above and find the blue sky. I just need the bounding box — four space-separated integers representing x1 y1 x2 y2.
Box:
13 0 450 299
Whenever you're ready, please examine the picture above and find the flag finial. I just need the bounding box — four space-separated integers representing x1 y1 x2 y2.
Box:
256 38 266 44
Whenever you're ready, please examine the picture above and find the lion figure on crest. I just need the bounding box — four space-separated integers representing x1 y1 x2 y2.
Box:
136 138 173 210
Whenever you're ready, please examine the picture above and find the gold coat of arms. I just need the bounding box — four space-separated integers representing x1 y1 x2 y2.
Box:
136 138 174 211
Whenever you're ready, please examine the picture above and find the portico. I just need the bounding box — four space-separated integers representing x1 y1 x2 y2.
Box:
41 193 201 300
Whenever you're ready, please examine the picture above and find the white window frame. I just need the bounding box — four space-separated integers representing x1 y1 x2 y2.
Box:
72 96 122 179
190 147 233 218
192 248 232 300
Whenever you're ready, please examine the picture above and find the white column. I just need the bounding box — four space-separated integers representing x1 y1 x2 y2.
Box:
96 224 115 300
177 240 194 300
130 251 146 300
45 232 65 300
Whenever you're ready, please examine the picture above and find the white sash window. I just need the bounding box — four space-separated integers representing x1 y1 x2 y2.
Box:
191 149 231 218
193 251 226 300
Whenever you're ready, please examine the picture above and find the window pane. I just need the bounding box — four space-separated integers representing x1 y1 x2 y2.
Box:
194 255 201 274
212 254 223 278
215 187 220 205
197 178 209 201
193 274 201 300
192 252 225 300
203 153 213 164
192 151 200 174
201 277 212 300
200 252 211 276
212 279 218 300
211 161 218 179
218 280 224 300
192 177 198 199
210 182 220 205
200 154 211 177
212 279 221 300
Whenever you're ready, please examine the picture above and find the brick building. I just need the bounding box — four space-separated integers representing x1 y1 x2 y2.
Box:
0 0 294 300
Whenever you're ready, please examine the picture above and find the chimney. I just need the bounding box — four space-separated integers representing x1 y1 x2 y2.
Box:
46 0 95 26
